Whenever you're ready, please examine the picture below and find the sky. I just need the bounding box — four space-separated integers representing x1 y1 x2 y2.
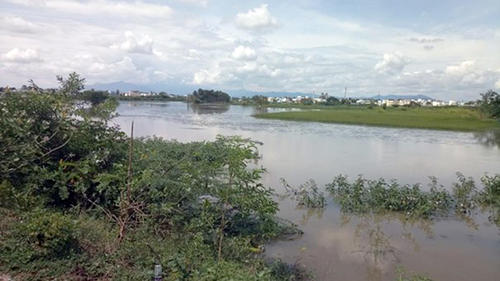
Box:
1 0 500 99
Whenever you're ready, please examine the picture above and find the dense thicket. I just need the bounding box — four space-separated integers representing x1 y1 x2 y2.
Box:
189 89 231 103
480 90 500 118
0 74 303 280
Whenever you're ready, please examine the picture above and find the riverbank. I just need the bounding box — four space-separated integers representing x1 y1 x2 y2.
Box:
254 106 499 131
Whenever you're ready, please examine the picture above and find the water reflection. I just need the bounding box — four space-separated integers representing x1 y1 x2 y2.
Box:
267 196 500 281
187 102 230 114
474 129 500 148
298 207 324 225
339 213 435 281
252 106 269 115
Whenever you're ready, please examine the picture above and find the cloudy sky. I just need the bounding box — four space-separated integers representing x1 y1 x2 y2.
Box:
1 0 500 99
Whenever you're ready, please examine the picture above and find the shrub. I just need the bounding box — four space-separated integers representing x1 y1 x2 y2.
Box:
281 178 326 208
452 172 478 214
477 174 500 225
16 209 78 259
326 175 451 218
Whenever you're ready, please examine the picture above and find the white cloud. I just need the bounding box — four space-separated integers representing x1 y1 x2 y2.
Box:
7 0 172 18
2 48 42 63
374 52 410 74
176 0 208 7
1 0 499 100
235 4 278 30
409 37 444 44
193 68 221 84
231 45 256 60
495 79 500 89
0 16 38 33
112 31 160 55
445 60 475 76
61 54 151 84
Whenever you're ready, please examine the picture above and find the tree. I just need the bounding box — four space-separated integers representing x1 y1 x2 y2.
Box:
189 89 230 103
57 72 85 96
81 89 109 106
480 90 500 118
251 95 269 106
326 96 340 105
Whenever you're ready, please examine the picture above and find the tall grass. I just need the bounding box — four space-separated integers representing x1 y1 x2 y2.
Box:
255 107 499 131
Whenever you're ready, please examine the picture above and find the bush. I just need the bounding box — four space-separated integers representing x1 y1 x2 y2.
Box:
477 174 500 225
479 89 500 118
452 172 478 214
326 175 451 218
281 178 326 208
16 209 78 259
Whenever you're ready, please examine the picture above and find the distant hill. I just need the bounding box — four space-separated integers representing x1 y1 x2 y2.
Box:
89 81 315 98
370 94 434 100
91 81 433 100
227 89 315 98
89 81 194 95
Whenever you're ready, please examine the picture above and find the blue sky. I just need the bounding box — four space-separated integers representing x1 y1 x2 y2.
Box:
1 0 499 99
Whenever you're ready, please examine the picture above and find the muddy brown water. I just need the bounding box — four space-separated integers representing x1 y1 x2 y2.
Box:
114 101 500 281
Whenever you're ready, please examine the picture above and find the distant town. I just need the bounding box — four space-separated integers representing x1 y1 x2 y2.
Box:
0 85 478 107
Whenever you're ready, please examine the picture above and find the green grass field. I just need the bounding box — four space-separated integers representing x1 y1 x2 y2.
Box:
254 106 500 131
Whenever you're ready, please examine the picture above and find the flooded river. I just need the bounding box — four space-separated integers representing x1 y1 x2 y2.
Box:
114 101 500 281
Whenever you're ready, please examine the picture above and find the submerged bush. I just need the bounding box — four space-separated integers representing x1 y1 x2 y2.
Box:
452 172 478 214
281 178 326 208
326 175 451 218
326 173 500 223
477 174 500 225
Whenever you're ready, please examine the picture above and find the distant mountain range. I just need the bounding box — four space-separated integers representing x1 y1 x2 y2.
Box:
89 81 192 94
88 81 315 97
226 89 314 98
89 81 434 100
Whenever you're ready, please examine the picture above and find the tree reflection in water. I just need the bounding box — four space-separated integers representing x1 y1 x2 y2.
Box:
340 213 435 281
187 102 230 114
474 129 500 148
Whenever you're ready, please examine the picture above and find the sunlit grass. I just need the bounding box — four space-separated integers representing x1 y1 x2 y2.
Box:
254 106 500 131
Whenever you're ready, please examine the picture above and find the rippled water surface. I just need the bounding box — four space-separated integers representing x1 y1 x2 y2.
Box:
114 101 500 281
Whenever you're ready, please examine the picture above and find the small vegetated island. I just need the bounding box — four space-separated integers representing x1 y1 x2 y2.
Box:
188 88 231 104
253 91 500 132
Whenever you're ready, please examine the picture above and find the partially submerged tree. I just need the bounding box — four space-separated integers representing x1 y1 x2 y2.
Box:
480 90 500 118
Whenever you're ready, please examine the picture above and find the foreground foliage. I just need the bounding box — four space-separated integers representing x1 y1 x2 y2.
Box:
0 75 304 280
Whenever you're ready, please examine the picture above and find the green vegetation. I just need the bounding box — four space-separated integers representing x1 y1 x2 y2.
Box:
188 89 231 104
254 106 499 131
0 74 305 280
326 175 451 218
232 95 270 106
325 174 500 222
2 75 498 280
479 90 500 118
281 178 326 208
